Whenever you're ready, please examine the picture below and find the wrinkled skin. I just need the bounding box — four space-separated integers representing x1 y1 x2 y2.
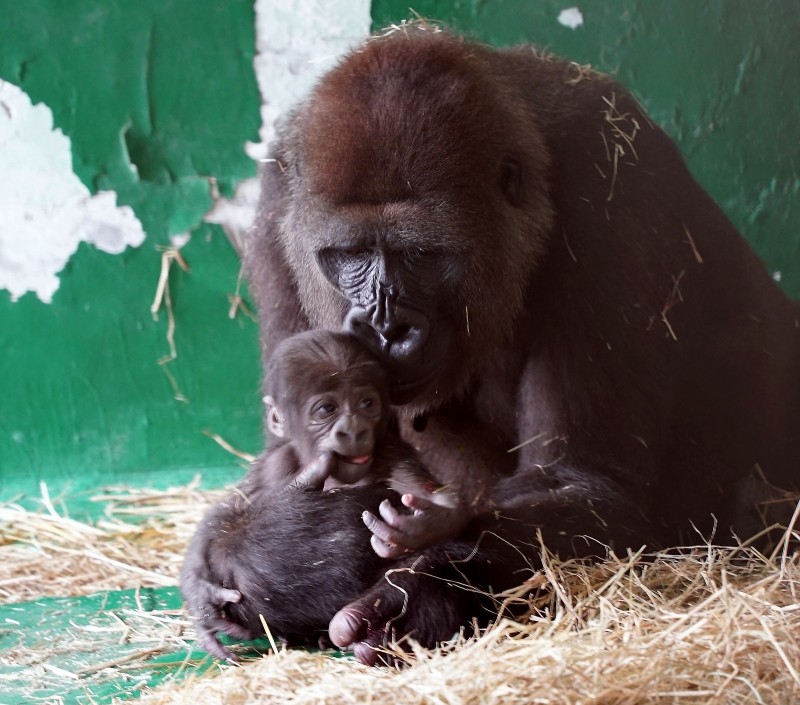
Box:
242 28 800 663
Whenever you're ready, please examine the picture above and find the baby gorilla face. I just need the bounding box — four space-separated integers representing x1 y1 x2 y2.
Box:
307 382 384 484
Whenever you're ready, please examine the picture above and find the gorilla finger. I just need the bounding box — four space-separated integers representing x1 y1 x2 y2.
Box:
362 510 404 545
353 641 380 666
212 587 242 604
216 620 255 641
329 604 369 648
401 493 434 511
378 498 405 526
318 451 337 473
196 630 239 662
370 533 408 559
292 453 333 489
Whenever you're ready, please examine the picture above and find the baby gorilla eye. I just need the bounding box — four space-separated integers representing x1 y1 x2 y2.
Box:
358 394 381 415
312 401 337 421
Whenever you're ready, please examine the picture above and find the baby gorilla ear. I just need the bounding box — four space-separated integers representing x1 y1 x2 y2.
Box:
264 395 286 438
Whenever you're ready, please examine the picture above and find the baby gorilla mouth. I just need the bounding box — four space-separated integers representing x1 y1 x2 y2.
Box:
331 452 375 485
334 452 373 465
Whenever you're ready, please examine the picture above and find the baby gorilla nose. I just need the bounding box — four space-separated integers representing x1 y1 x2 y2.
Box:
333 416 371 445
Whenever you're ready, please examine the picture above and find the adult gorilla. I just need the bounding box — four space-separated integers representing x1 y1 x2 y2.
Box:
244 26 800 661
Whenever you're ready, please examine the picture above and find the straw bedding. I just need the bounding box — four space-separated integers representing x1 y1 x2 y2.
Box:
1 481 798 704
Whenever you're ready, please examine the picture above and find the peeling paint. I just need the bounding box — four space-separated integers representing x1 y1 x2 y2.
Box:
170 232 191 249
0 80 145 303
207 0 371 245
204 177 261 252
558 7 584 30
247 0 371 159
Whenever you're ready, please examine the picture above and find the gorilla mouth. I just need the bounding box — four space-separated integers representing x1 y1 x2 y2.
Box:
332 452 374 485
386 336 451 405
334 452 373 465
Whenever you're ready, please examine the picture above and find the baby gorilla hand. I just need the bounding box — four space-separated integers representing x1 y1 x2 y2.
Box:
185 580 254 661
288 452 336 490
363 494 463 559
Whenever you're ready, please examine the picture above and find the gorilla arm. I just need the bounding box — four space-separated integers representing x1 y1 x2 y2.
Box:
328 419 656 663
329 383 656 655
179 494 255 661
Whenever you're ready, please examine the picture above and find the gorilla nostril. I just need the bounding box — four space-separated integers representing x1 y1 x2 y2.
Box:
387 324 411 343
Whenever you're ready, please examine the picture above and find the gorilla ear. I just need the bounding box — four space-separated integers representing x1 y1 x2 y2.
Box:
499 155 524 207
264 395 286 438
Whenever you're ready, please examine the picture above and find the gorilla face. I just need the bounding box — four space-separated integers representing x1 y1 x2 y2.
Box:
315 243 455 404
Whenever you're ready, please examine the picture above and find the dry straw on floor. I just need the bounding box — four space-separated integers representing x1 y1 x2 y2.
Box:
0 479 224 600
1 482 798 704
129 541 800 705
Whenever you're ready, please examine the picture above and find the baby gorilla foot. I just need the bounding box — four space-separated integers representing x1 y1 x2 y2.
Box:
329 604 391 666
327 560 473 665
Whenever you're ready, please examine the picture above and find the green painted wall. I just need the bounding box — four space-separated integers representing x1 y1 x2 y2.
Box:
1 1 798 503
0 0 263 499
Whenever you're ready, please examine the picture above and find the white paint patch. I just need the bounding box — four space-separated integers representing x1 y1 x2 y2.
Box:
204 177 261 251
558 7 584 30
0 80 145 303
773 271 782 283
170 232 191 250
207 0 370 243
247 0 371 160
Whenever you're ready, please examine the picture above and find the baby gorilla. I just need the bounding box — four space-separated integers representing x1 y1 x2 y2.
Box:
260 329 462 555
180 330 465 660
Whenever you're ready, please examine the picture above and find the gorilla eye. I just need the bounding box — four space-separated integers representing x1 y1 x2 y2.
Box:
312 401 337 420
358 394 381 415
316 247 372 289
403 248 425 265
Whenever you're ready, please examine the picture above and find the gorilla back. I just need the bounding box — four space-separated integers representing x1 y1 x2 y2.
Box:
246 26 800 657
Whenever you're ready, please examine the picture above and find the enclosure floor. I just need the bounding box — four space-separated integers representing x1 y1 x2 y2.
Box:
0 468 260 705
1 588 190 704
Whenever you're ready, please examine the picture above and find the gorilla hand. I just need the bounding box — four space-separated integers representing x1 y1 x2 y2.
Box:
328 545 480 665
183 579 253 661
288 451 336 491
363 494 468 559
